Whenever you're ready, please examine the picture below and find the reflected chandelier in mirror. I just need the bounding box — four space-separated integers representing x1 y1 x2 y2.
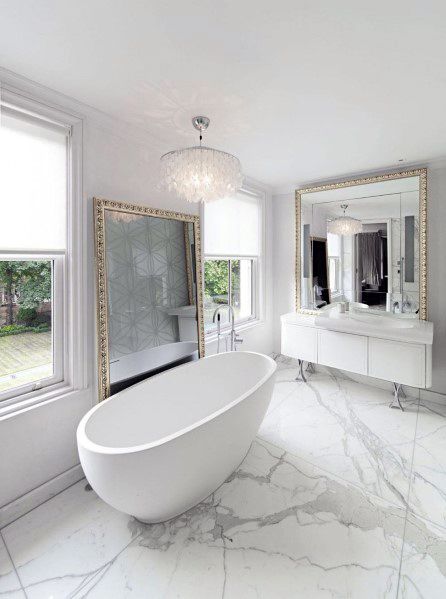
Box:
295 168 427 320
94 198 205 401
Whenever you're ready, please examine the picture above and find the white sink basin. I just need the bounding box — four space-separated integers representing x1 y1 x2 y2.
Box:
349 313 415 329
314 311 433 344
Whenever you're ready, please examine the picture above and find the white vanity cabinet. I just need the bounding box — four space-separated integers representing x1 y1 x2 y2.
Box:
317 330 368 375
281 323 318 362
281 312 433 389
368 337 432 388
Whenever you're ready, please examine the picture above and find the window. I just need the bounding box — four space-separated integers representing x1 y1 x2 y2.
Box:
327 232 342 297
328 256 341 294
0 102 70 402
204 258 254 329
203 191 262 332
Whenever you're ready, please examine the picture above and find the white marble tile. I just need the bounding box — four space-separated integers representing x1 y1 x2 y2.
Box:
58 439 406 598
0 535 25 598
2 480 139 599
259 368 416 507
3 364 446 598
408 400 446 528
398 512 446 598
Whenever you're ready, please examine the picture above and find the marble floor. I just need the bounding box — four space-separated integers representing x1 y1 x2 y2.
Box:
1 359 445 598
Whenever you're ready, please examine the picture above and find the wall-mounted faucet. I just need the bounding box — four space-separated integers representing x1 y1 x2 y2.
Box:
212 305 243 353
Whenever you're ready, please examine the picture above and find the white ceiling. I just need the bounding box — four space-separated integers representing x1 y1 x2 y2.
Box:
1 0 445 189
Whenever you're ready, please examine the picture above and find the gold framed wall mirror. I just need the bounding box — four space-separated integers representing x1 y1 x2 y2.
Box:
295 168 427 319
94 198 205 401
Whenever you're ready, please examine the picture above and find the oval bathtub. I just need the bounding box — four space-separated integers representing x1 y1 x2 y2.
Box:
77 351 276 523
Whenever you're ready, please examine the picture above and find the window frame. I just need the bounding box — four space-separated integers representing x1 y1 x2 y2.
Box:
0 252 65 401
328 255 341 296
0 88 85 415
203 256 258 333
202 185 265 338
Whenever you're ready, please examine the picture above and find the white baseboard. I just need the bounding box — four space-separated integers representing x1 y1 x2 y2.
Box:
420 388 446 405
0 464 85 529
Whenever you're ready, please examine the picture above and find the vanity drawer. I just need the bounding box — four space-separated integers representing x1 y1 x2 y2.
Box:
317 329 367 375
368 338 426 387
281 324 317 362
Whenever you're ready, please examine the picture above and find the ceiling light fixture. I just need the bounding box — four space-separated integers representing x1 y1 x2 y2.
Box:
160 116 243 203
327 203 362 236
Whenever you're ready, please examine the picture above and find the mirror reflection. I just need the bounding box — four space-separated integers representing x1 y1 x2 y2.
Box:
299 174 423 316
96 201 204 399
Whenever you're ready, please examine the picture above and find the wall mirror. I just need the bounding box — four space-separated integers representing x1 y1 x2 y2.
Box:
295 168 427 319
94 198 205 401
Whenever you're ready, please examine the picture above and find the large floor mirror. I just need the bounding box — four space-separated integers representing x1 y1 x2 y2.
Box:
295 168 427 319
94 198 205 401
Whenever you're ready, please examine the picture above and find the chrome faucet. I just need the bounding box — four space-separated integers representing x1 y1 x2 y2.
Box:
212 305 243 352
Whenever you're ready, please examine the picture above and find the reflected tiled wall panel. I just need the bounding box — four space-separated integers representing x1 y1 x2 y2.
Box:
105 214 189 359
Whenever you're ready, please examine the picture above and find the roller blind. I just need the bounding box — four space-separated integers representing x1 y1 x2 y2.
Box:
204 192 261 256
0 107 68 250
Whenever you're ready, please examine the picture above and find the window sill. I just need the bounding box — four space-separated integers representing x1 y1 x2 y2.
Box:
205 318 264 344
0 383 89 420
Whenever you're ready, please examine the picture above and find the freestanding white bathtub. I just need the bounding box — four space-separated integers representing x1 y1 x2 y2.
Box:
77 351 276 523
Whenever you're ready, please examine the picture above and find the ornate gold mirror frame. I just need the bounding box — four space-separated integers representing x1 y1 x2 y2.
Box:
295 168 428 319
94 197 205 401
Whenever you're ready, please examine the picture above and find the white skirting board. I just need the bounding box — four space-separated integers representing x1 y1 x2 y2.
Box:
0 463 85 528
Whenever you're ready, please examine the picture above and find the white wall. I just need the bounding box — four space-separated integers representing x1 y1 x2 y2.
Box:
272 191 296 352
272 164 446 397
0 72 273 514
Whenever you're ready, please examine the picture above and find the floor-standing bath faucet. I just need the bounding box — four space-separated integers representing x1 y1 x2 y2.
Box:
212 305 243 353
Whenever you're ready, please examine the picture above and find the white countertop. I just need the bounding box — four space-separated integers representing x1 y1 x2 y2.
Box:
281 311 434 345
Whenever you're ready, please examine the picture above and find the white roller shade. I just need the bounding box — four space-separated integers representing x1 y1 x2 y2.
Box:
204 192 261 256
0 107 68 250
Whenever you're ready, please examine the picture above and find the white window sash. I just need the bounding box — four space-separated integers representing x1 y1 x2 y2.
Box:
0 87 85 416
202 185 266 338
203 256 258 334
0 252 65 403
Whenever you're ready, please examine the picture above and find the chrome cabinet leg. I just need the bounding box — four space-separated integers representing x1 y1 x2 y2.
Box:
389 382 405 411
295 359 307 383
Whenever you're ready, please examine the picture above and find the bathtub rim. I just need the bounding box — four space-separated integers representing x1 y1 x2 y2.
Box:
77 351 276 456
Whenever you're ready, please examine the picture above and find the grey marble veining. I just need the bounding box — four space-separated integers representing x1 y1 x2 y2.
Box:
1 481 139 598
260 363 418 508
408 400 446 529
2 441 411 598
1 359 446 597
398 512 446 598
0 534 24 598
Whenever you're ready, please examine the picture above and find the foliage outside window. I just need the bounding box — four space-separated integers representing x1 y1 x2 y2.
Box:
0 260 53 393
204 258 254 331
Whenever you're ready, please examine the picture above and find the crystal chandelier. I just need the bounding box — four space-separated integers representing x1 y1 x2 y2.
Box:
160 116 243 203
327 204 362 236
